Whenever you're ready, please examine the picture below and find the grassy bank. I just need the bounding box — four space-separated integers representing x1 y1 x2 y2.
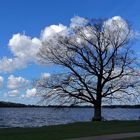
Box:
117 137 140 140
0 121 140 140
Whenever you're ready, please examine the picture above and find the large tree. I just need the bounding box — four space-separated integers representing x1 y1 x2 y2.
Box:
36 16 140 121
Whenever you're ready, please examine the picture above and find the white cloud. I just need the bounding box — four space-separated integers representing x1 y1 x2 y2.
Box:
102 16 131 47
0 76 4 87
41 24 67 41
104 16 128 29
5 89 19 97
7 75 29 89
41 73 51 79
22 88 37 98
0 57 27 73
0 34 42 73
70 16 88 28
9 34 42 61
0 16 133 73
0 25 67 73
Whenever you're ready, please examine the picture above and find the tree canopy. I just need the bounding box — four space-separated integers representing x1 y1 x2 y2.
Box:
36 16 140 121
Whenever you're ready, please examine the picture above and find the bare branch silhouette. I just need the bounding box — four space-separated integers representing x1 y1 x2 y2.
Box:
36 17 140 121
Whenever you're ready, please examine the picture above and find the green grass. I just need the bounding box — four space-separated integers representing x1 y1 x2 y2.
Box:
116 137 140 140
0 121 140 140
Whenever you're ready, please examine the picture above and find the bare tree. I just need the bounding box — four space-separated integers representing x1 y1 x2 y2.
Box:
36 17 140 121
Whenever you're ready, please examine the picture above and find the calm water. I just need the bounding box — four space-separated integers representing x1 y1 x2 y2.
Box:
0 108 139 128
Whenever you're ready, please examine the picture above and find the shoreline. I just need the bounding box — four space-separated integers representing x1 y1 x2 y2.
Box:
0 121 139 140
0 105 140 108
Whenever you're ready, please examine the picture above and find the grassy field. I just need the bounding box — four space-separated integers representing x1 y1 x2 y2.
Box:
117 137 140 140
0 121 140 140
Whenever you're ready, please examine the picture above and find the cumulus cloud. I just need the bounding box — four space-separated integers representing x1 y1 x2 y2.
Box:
104 16 128 29
0 76 4 87
0 57 27 73
103 16 130 42
0 16 133 73
22 88 37 98
5 89 19 97
0 34 42 73
41 24 67 41
7 75 29 89
41 73 51 79
9 34 42 61
0 24 67 73
70 16 88 28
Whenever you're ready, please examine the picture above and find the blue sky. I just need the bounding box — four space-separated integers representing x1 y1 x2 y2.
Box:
0 0 140 104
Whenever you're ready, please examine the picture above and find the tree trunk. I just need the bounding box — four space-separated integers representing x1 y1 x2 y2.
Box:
93 73 103 121
92 99 102 121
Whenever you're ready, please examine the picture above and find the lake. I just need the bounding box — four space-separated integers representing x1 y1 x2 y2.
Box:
0 108 140 128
